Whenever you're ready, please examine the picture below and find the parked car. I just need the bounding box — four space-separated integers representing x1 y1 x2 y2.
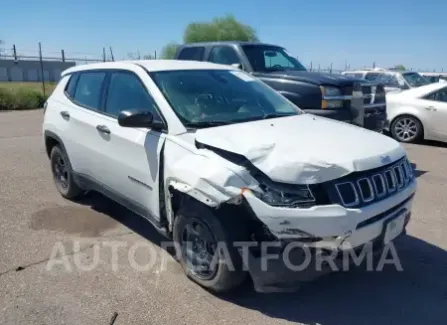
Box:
419 72 447 84
342 68 431 93
43 60 416 293
386 81 447 143
175 42 387 132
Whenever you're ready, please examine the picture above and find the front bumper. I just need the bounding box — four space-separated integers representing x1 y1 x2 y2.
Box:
363 104 387 132
240 180 416 292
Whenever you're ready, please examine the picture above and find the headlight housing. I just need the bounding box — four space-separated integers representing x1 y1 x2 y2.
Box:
321 86 343 109
252 181 316 208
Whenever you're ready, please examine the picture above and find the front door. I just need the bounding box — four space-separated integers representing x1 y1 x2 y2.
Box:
94 69 166 221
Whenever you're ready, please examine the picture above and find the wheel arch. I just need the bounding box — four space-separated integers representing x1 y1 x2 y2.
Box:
44 131 67 159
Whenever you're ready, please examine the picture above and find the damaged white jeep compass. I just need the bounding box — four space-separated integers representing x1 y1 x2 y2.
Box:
43 60 416 293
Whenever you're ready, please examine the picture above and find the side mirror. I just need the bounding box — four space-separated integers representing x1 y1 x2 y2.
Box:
118 110 164 130
231 63 242 70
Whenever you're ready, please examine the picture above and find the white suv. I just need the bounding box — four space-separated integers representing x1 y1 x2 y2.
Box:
43 60 416 293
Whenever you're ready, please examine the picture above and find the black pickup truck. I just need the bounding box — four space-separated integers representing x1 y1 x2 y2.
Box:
174 41 386 131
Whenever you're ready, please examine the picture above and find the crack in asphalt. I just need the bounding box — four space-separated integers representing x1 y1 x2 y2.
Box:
0 243 95 277
0 231 134 277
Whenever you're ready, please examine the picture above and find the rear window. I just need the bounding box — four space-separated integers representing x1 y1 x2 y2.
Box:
344 72 364 79
177 47 205 61
65 73 79 97
365 72 381 81
72 71 106 110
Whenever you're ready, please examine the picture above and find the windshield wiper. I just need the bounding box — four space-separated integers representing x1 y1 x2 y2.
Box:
183 121 231 128
262 112 297 119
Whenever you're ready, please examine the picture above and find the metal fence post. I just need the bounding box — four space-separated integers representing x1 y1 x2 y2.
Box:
61 49 65 62
13 44 17 62
38 42 46 97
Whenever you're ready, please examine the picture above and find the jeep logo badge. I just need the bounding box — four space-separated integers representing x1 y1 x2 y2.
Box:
381 155 392 164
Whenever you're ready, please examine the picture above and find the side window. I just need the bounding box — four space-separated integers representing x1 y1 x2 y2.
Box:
65 73 79 98
344 73 364 79
365 73 380 81
177 47 205 61
208 46 241 65
105 71 160 119
426 88 447 103
264 51 294 69
425 93 436 101
73 71 106 110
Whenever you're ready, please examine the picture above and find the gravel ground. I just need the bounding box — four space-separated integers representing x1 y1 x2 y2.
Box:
0 110 446 325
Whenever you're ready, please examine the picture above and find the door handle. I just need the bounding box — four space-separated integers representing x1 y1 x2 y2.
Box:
96 125 111 134
426 106 437 111
60 111 70 119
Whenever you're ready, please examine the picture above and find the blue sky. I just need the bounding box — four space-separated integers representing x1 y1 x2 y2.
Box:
1 0 446 71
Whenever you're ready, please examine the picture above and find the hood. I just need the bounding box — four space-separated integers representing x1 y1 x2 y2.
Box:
253 70 356 87
195 114 406 184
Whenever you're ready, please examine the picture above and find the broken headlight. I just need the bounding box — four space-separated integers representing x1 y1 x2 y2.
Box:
253 182 316 208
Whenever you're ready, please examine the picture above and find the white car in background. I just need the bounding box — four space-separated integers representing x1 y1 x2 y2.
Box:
386 82 447 143
342 68 431 93
419 72 447 84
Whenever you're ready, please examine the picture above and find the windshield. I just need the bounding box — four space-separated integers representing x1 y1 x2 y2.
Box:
373 74 402 88
402 72 431 87
150 69 301 128
241 45 307 72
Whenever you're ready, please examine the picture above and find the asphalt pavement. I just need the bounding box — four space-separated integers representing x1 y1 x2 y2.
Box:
1 110 446 325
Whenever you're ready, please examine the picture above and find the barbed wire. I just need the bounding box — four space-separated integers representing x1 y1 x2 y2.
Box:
0 43 444 72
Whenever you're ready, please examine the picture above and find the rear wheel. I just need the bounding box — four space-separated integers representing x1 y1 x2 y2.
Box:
50 146 83 199
390 115 423 143
173 200 247 293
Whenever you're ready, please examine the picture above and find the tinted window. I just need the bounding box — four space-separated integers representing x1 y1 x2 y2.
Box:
402 72 431 87
105 71 159 118
177 47 205 61
344 73 364 79
374 74 401 88
209 46 241 65
73 72 106 110
241 45 306 72
426 88 447 103
65 73 79 97
365 72 380 81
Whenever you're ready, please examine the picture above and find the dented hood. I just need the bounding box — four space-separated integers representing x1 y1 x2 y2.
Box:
195 114 406 184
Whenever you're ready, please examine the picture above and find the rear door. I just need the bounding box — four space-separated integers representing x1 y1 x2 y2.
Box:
423 86 447 138
94 69 166 220
62 70 108 177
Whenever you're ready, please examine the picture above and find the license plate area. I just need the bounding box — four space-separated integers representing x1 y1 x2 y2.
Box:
383 209 407 245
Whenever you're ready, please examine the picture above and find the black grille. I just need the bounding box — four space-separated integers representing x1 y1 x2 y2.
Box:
332 157 414 208
374 85 386 104
362 85 372 104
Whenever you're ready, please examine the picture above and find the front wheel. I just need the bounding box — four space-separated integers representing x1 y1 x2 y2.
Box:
173 200 247 293
390 116 423 143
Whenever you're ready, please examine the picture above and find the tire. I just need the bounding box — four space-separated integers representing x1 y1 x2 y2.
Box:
50 145 83 199
390 115 423 143
173 199 247 293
